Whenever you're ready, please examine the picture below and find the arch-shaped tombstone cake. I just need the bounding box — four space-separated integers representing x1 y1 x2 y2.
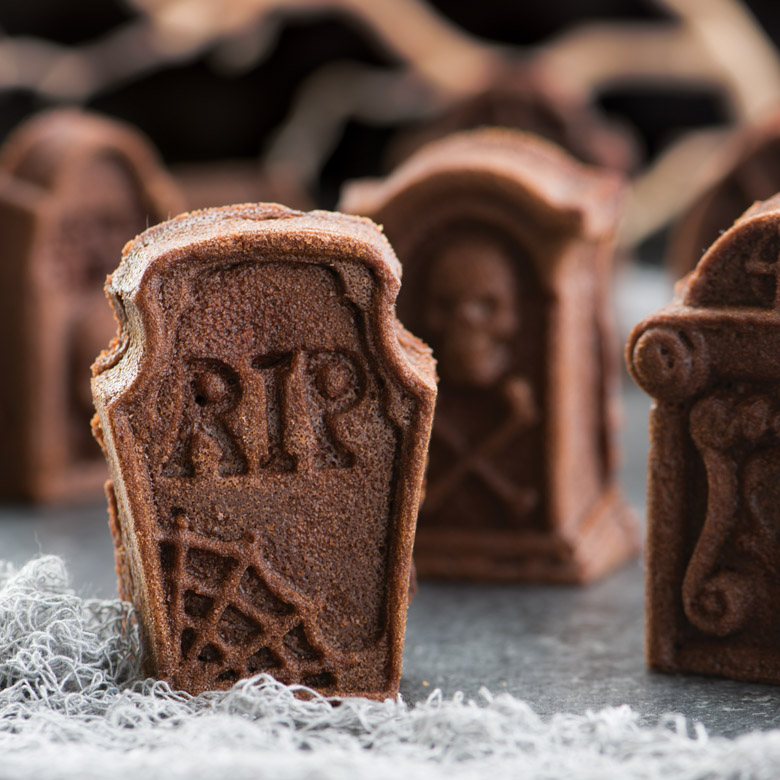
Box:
667 112 780 281
628 192 780 683
91 203 437 697
0 109 184 502
341 128 638 583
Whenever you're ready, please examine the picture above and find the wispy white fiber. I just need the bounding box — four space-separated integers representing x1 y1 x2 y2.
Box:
0 556 777 780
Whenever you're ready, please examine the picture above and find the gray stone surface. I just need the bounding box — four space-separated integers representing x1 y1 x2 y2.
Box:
2 267 779 738
401 561 780 738
401 388 780 737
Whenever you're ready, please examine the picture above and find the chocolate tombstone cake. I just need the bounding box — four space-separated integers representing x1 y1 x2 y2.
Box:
667 112 780 281
628 192 780 683
387 63 637 175
0 109 184 503
341 129 638 583
91 203 437 697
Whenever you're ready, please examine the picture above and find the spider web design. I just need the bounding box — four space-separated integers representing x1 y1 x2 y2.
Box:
157 515 347 692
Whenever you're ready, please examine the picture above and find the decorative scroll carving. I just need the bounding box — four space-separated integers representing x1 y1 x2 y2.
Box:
630 327 709 401
683 390 779 637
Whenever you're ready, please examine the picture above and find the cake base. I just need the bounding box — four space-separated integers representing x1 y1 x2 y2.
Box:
413 486 639 584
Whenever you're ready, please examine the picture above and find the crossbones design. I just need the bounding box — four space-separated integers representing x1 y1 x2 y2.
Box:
424 376 539 517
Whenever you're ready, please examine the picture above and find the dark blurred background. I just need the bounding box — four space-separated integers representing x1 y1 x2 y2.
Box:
0 0 777 220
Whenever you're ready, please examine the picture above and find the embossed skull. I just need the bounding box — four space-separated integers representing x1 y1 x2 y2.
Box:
426 234 518 386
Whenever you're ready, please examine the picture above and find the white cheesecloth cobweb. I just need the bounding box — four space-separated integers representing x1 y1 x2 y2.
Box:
1 555 779 780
